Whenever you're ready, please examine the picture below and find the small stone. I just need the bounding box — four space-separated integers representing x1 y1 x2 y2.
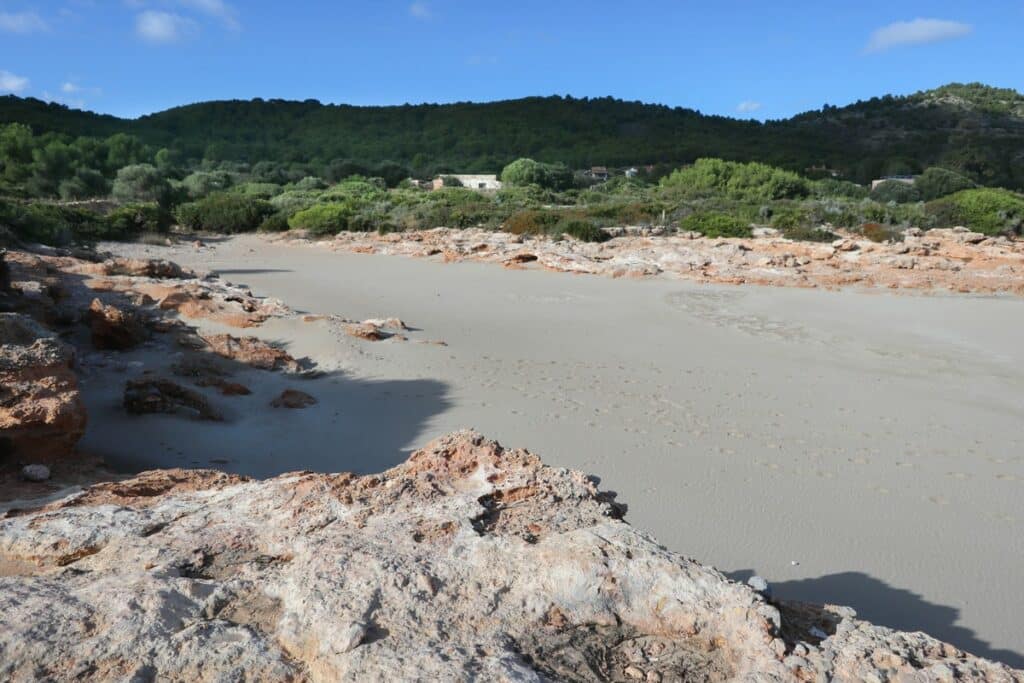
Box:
646 671 662 682
624 665 644 680
21 464 51 482
336 621 367 654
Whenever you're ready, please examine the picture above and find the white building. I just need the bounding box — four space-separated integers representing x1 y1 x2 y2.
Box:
432 174 503 191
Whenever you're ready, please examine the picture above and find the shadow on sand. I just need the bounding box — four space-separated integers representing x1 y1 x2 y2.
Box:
727 569 1023 668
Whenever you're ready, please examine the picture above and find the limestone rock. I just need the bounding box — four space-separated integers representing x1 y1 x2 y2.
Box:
0 313 86 459
270 389 317 409
123 378 223 421
200 333 302 372
0 431 1018 681
86 298 148 350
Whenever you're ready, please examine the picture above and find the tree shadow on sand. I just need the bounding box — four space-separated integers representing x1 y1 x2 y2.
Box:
727 569 1024 668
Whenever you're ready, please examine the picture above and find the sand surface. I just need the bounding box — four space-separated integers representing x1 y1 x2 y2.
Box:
88 234 1024 666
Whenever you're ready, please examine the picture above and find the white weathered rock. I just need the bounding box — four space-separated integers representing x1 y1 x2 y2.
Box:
0 431 1019 681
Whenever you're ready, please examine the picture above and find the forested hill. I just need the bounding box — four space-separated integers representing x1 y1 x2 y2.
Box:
2 82 1023 188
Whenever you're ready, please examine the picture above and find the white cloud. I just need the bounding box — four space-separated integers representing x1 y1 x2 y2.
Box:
61 81 81 93
409 2 430 19
736 100 761 114
136 10 197 43
865 18 972 53
178 0 239 31
0 70 30 93
0 11 48 33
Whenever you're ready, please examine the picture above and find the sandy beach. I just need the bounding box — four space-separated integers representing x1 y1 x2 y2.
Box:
86 234 1024 667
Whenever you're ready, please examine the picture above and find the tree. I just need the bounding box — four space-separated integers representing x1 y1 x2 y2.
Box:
105 133 146 172
112 164 170 204
500 158 572 190
915 167 975 201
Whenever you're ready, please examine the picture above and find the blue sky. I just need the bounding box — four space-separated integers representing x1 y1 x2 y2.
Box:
1 1 1021 120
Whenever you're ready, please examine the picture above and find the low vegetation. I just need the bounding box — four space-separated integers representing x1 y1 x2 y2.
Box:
1 110 1023 246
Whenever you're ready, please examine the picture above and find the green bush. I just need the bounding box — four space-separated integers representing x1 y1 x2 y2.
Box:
925 188 1024 235
257 211 290 233
229 182 282 199
270 190 322 216
661 158 810 201
504 209 565 235
869 180 921 203
0 201 108 244
679 212 752 238
769 207 810 231
915 167 976 201
288 203 355 235
559 219 610 243
112 164 170 204
500 158 573 191
106 203 171 236
182 171 233 198
174 193 272 233
811 178 868 199
781 225 838 242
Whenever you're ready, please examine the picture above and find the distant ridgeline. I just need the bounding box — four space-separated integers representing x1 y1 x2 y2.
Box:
1 82 1023 188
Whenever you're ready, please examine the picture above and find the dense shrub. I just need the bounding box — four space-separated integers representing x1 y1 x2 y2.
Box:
925 188 1024 235
679 212 752 238
229 182 282 199
781 225 838 242
106 203 171 236
559 219 610 242
869 180 921 203
915 167 976 201
661 159 810 201
174 193 272 233
270 190 322 216
811 178 868 199
182 171 233 198
292 176 327 191
288 203 355 235
0 201 107 244
257 211 290 232
58 168 110 200
500 158 573 191
504 209 564 235
112 164 170 204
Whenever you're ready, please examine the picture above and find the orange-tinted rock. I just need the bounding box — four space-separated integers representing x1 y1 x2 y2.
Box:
200 333 301 372
86 298 148 350
0 314 86 459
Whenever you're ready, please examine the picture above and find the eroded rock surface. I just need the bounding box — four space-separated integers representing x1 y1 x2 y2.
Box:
0 431 1019 682
0 313 86 459
288 226 1024 295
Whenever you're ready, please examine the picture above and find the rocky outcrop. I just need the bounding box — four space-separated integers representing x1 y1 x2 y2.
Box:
269 388 317 409
0 431 1018 681
296 226 1024 295
200 333 302 372
86 298 148 350
123 378 223 421
0 313 86 459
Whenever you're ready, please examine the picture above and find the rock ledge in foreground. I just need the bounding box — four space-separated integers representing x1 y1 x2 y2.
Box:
0 430 1020 682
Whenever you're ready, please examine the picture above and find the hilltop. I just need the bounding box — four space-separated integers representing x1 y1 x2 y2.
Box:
2 82 1023 188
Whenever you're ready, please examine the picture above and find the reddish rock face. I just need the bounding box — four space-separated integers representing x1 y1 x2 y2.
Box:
86 298 148 350
200 333 301 372
0 313 87 459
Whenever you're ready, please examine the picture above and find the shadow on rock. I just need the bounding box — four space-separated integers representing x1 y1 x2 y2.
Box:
727 569 1024 669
